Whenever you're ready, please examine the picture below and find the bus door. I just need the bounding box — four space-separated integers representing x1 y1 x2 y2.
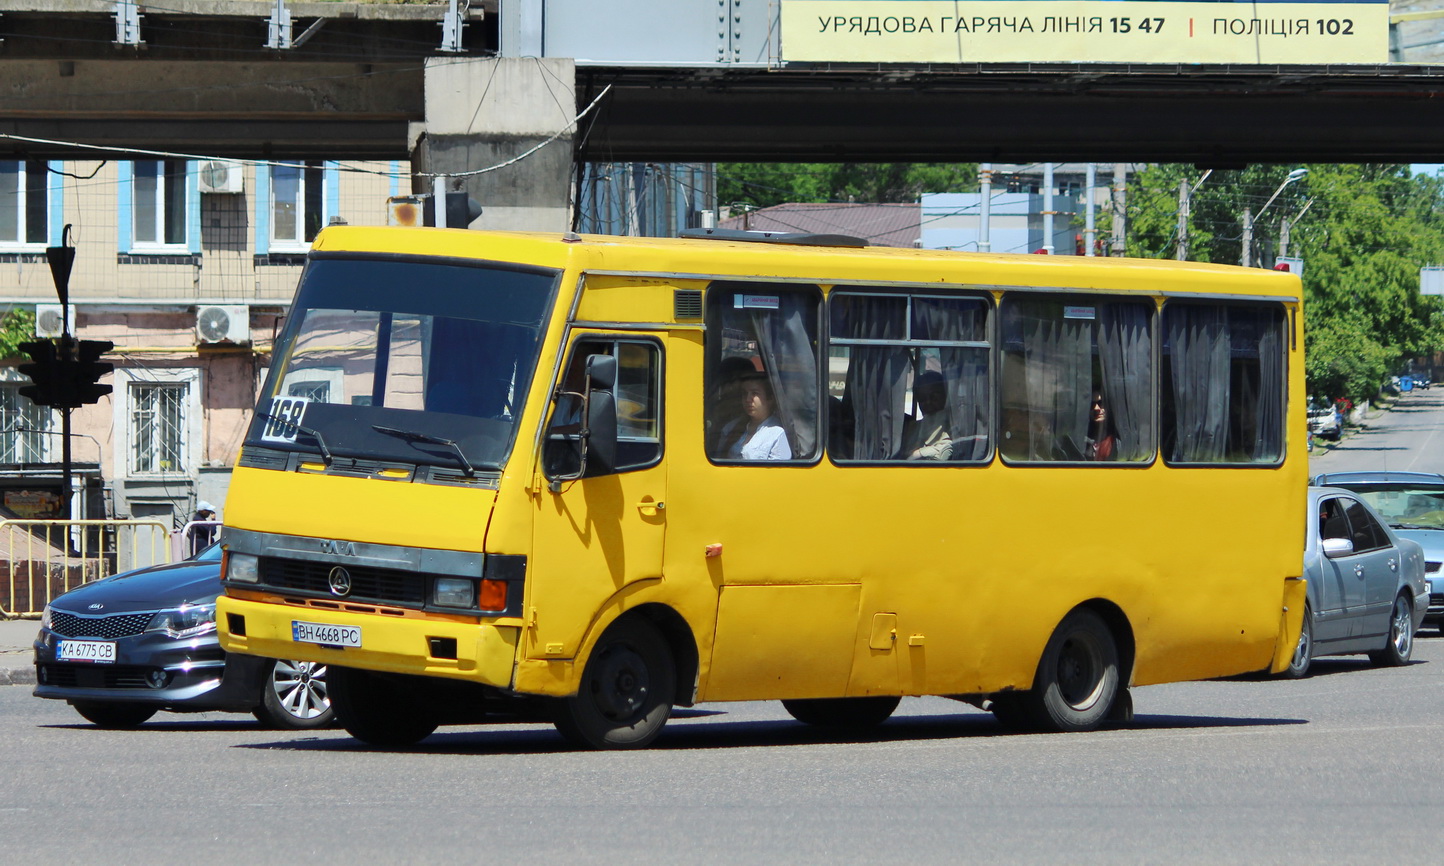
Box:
527 334 667 660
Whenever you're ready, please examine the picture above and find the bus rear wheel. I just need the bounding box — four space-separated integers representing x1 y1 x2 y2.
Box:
782 696 900 730
329 667 439 747
554 619 675 750
1020 608 1120 733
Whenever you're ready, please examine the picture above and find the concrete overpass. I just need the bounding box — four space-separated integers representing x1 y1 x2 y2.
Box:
4 0 1444 229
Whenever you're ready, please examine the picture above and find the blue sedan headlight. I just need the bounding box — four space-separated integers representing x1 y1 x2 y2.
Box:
146 603 217 639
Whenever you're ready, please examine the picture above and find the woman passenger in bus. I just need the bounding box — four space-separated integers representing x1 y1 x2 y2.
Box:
900 371 953 461
723 372 792 460
1085 390 1117 461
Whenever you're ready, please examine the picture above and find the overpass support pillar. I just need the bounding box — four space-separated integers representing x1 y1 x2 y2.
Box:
413 57 577 232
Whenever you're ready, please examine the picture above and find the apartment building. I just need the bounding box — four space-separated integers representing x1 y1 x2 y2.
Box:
0 157 407 527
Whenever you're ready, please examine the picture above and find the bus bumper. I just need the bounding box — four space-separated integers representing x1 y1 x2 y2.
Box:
216 595 520 688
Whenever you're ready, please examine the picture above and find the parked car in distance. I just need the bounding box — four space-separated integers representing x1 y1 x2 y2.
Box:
32 544 332 729
1285 486 1429 678
1307 405 1341 441
1311 471 1444 634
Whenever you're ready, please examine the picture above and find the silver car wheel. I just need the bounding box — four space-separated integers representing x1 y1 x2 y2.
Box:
272 659 330 720
1369 596 1414 667
1389 599 1413 659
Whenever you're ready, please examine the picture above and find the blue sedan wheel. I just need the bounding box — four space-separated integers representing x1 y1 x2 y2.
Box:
254 658 335 729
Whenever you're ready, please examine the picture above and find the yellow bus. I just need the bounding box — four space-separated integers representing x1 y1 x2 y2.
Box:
216 226 1307 749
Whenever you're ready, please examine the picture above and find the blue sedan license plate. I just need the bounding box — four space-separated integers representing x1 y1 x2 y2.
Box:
291 621 361 648
57 639 116 663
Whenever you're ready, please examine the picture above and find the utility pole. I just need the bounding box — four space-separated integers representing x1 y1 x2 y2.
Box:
1110 163 1126 256
978 163 993 252
1176 179 1190 260
1042 163 1055 254
1084 163 1097 256
1241 208 1253 267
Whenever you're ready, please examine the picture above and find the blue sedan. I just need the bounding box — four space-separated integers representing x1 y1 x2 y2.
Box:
32 545 332 729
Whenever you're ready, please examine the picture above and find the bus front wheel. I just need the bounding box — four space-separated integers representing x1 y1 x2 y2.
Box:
782 696 900 730
329 667 439 747
554 619 676 750
1021 608 1120 733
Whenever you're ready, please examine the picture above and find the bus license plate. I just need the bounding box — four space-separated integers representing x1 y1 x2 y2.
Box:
291 621 362 648
57 640 116 663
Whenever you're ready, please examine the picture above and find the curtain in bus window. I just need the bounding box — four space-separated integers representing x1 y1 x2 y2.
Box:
1018 306 1091 460
834 295 909 461
913 297 990 461
751 294 819 458
1250 311 1283 461
1166 306 1230 462
424 317 525 419
1098 304 1153 462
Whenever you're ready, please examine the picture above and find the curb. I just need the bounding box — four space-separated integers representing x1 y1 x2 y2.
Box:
0 667 35 686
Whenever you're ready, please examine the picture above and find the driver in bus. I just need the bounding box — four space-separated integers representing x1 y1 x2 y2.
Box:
722 372 791 460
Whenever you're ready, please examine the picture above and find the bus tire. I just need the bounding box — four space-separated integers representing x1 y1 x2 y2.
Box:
329 666 439 747
1367 595 1414 667
72 701 157 728
781 696 900 730
554 619 675 750
1281 605 1313 679
1022 608 1120 733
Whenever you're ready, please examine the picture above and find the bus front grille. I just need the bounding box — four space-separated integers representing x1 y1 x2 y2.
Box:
257 558 427 605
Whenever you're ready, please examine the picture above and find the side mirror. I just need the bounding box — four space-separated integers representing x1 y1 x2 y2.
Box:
583 355 618 475
1322 536 1354 558
546 354 618 488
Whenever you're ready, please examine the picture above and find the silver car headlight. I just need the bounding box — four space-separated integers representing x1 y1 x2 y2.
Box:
225 552 259 584
146 603 217 639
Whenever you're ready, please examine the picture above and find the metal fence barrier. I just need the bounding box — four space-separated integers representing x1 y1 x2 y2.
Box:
0 519 175 618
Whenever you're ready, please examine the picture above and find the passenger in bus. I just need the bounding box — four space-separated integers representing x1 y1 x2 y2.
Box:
723 372 792 460
1085 390 1117 461
707 356 760 455
900 371 952 461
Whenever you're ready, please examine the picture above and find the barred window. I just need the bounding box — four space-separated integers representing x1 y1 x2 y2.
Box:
0 384 50 462
130 382 188 474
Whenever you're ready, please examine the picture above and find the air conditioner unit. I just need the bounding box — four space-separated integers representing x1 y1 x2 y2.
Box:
35 303 73 338
196 305 250 345
198 160 243 194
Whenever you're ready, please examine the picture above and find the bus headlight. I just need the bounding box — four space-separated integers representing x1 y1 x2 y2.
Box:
433 577 475 608
226 552 259 584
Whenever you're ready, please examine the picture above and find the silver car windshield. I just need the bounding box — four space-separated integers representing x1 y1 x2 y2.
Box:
1352 486 1444 529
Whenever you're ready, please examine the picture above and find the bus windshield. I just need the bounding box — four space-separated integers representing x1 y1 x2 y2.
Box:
247 255 559 473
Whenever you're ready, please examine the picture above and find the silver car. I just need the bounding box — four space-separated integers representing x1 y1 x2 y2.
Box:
1285 486 1429 678
1311 471 1444 633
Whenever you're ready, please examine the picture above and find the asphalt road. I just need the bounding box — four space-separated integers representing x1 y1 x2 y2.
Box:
4 635 1442 865
1312 388 1444 476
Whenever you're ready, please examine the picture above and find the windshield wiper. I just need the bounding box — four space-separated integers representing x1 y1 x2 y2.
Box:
1392 523 1440 531
371 425 475 476
257 412 334 465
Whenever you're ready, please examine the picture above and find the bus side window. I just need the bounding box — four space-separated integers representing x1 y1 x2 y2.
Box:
829 292 992 464
705 284 821 463
999 296 1154 464
543 339 662 479
1161 304 1284 464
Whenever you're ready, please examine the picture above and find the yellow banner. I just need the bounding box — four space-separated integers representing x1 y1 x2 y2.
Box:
781 1 1389 63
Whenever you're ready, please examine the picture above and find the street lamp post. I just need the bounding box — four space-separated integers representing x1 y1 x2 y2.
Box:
1242 168 1308 267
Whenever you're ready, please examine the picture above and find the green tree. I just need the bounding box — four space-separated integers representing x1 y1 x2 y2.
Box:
0 309 35 360
1128 164 1444 402
716 163 978 210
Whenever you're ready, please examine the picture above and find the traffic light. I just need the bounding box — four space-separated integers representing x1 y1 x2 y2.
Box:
17 340 62 407
15 338 114 409
72 340 114 406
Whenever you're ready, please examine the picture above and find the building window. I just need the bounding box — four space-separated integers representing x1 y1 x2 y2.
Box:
270 161 326 251
130 382 188 474
132 159 189 248
0 383 51 462
0 160 49 247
